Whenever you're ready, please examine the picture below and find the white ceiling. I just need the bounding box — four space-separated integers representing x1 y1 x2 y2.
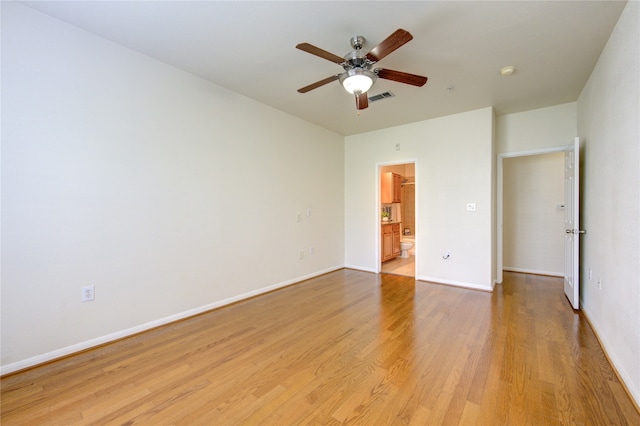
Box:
21 1 626 136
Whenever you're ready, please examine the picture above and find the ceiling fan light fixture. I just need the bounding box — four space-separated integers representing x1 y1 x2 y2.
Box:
340 68 377 94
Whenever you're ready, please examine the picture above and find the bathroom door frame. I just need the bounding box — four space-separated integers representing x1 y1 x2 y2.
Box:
376 160 418 274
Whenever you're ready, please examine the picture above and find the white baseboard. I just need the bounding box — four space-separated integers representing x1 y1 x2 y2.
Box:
343 264 377 274
581 303 640 409
417 275 494 292
503 266 563 277
0 265 344 376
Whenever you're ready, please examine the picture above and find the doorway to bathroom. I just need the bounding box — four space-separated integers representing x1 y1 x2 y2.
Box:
379 162 416 277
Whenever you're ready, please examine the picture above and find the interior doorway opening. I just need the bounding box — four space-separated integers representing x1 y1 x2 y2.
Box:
379 162 416 277
497 147 566 284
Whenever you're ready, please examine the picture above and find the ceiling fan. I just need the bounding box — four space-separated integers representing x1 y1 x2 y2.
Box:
296 29 428 111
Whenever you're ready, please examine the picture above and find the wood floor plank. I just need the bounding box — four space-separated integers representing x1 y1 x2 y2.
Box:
2 269 639 425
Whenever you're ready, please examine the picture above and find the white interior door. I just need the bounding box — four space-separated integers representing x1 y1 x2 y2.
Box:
564 137 582 309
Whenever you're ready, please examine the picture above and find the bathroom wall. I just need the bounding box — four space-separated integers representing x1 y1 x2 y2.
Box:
401 182 415 236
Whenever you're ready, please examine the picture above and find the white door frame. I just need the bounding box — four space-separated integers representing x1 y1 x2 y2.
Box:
496 146 567 284
376 160 418 274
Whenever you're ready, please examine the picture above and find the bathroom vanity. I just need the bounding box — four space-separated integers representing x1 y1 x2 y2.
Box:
381 223 401 262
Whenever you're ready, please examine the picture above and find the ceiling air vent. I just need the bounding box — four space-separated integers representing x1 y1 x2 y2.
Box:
368 91 395 103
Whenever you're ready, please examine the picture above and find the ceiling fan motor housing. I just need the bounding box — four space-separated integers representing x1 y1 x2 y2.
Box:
343 51 371 70
344 36 373 71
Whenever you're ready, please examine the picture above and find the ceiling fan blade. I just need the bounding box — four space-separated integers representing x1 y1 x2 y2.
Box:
376 68 428 87
296 43 345 64
365 29 413 63
297 74 341 93
355 92 369 110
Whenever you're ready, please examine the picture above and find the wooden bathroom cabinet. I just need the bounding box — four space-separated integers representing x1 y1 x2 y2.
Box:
381 172 402 204
381 223 401 262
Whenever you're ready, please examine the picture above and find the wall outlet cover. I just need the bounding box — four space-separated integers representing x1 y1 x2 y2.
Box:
81 285 95 302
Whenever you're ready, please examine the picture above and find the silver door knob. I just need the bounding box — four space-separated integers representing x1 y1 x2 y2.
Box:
566 229 586 234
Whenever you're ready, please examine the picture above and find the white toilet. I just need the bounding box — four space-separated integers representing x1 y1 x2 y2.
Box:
399 238 414 258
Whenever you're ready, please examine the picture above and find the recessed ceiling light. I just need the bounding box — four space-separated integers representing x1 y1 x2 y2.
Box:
500 66 516 76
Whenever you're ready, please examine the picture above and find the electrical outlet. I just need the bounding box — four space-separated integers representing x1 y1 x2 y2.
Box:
299 251 305 260
81 285 95 302
309 246 314 255
597 278 602 290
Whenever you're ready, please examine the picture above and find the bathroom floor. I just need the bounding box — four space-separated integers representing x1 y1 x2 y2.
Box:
381 255 415 277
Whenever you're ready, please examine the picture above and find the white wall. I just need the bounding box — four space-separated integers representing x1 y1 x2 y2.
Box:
496 103 577 154
577 1 640 405
345 108 495 291
1 3 344 372
503 153 565 275
495 103 577 282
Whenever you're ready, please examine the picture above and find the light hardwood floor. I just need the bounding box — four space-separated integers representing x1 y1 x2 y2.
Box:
2 270 639 425
381 256 415 277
